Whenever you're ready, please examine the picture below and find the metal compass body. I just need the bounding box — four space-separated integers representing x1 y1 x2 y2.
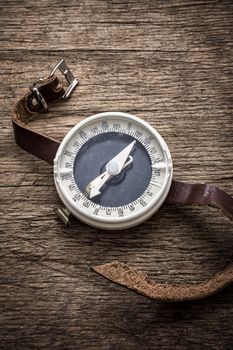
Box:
54 112 173 229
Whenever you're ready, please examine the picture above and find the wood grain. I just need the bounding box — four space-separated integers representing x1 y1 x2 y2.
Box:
0 1 233 349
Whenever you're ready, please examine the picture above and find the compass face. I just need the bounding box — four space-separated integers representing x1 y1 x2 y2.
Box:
54 112 172 230
73 132 152 207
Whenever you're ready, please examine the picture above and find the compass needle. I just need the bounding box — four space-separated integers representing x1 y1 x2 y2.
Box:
106 140 136 175
85 141 136 199
87 155 134 199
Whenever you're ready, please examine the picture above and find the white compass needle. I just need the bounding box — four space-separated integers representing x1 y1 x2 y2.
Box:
86 141 136 199
106 140 136 175
88 171 111 199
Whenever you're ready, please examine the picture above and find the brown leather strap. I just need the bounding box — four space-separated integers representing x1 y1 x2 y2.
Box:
12 75 65 164
167 180 233 220
93 261 233 302
93 180 233 301
12 70 233 301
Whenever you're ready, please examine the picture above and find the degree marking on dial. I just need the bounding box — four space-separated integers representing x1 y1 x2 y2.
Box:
151 162 166 169
150 180 163 188
59 168 73 174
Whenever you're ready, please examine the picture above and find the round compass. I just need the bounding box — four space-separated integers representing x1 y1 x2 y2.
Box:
53 112 173 229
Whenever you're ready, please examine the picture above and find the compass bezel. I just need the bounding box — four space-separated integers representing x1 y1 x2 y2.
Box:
53 112 173 230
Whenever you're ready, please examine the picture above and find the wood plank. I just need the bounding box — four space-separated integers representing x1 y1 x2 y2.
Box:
0 1 233 349
0 1 232 51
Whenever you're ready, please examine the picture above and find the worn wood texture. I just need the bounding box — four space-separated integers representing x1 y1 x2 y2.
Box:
0 1 233 349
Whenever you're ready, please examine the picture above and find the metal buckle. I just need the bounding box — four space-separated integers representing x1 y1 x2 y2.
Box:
30 78 48 112
49 59 79 99
30 59 78 112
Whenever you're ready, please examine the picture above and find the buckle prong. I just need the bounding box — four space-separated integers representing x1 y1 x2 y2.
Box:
49 59 79 99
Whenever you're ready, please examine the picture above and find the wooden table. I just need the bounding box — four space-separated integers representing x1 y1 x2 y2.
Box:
1 1 233 349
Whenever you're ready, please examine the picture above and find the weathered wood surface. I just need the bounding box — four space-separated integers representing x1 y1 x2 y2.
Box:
0 1 233 349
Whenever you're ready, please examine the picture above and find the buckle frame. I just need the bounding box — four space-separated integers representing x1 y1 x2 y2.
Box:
30 81 48 112
49 59 79 99
30 59 78 112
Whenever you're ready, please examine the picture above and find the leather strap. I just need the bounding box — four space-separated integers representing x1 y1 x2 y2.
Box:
167 180 233 221
12 71 233 301
93 180 233 301
93 260 233 302
12 75 64 164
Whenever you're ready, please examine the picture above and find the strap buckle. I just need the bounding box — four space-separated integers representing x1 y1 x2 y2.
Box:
30 78 49 112
49 59 79 99
30 59 78 112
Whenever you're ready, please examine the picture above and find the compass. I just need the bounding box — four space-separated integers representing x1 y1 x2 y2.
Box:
53 112 173 229
12 60 233 300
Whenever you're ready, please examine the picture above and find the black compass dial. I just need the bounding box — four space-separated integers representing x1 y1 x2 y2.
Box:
73 132 152 207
